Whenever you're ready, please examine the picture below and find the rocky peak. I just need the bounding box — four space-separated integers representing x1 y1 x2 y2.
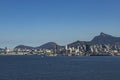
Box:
36 42 64 50
100 32 106 36
92 32 120 44
100 32 111 37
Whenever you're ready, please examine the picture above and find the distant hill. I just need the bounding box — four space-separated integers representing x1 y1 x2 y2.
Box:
14 45 34 50
36 42 64 50
0 48 4 51
0 48 4 50
68 41 87 47
91 32 120 44
13 32 120 50
67 32 120 48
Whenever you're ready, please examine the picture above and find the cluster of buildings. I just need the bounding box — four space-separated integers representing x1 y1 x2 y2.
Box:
0 43 120 56
65 43 120 56
1 32 120 56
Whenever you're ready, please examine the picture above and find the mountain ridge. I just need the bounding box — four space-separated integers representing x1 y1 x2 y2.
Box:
13 32 120 50
36 42 64 50
91 32 120 44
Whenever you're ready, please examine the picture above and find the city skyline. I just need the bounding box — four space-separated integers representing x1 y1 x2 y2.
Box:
0 0 120 48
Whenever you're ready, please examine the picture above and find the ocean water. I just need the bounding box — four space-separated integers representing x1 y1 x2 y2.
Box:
0 56 120 80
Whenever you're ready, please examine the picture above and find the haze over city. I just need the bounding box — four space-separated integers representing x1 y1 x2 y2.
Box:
0 0 120 48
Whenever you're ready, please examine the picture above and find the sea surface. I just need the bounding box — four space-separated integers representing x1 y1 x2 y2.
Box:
0 56 120 80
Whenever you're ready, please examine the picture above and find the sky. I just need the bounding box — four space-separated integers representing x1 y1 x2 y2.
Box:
0 0 120 48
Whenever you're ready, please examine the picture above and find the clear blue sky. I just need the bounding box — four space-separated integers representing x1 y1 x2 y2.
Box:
0 0 120 48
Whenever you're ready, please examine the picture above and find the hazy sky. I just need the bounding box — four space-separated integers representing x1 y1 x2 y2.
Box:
0 0 120 48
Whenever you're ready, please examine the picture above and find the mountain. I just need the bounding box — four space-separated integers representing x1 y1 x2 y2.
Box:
13 32 120 51
36 42 64 50
91 32 120 44
0 48 4 51
68 32 120 48
68 41 87 47
0 48 4 50
14 45 34 50
67 40 94 50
